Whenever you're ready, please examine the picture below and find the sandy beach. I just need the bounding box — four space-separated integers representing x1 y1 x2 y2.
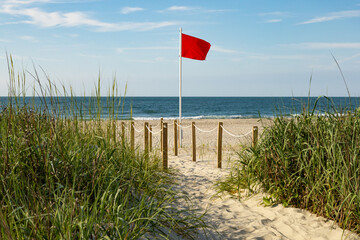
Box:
128 118 360 239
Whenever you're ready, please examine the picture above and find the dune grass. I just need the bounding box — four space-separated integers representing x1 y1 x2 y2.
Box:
0 56 206 239
219 97 360 235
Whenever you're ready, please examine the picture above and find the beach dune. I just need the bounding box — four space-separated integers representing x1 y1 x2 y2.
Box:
129 118 359 239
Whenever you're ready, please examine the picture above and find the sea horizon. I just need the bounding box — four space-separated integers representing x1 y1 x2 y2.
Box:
1 96 358 120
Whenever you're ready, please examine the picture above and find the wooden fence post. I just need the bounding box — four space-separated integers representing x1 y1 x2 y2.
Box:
144 122 149 156
217 122 223 168
192 122 196 162
252 126 258 148
130 121 134 151
174 120 178 156
149 125 152 152
160 118 164 152
162 123 168 170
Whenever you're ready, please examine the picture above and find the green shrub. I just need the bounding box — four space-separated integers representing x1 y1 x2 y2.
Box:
220 97 360 234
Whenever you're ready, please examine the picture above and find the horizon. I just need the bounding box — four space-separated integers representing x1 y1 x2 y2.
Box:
0 95 358 98
0 0 359 97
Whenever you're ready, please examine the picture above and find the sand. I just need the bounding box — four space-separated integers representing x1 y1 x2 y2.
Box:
128 119 359 239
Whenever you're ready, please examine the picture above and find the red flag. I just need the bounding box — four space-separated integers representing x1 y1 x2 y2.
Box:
181 33 211 61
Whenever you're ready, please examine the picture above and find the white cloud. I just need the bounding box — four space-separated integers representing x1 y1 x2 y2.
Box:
265 19 282 23
288 42 360 49
3 0 92 4
160 5 235 14
120 7 144 14
259 12 289 24
204 9 237 13
300 10 360 24
0 1 178 31
3 0 52 4
166 6 195 11
339 53 360 63
98 21 179 32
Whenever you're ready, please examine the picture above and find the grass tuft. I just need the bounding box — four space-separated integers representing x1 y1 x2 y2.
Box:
219 97 360 235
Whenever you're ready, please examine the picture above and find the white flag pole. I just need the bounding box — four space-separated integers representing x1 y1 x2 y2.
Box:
179 27 183 146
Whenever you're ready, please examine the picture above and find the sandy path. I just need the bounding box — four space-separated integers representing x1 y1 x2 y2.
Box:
169 155 359 240
126 118 359 239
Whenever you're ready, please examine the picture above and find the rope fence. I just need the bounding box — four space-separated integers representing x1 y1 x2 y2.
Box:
146 125 162 135
122 119 259 169
221 126 252 138
175 122 192 129
194 125 218 133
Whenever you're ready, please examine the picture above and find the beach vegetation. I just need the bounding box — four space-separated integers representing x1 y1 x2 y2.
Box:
219 96 360 235
0 55 206 239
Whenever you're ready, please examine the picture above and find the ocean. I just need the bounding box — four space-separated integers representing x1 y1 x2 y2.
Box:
0 96 358 119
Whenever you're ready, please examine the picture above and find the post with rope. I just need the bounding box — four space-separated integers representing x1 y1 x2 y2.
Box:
174 120 178 156
192 122 196 162
130 121 135 151
217 122 223 168
144 122 149 156
252 126 258 148
160 118 164 152
149 125 152 152
162 123 168 170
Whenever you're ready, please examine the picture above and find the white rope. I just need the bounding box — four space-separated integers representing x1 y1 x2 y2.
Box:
194 125 218 133
221 125 252 138
175 122 192 129
146 125 161 135
133 126 144 133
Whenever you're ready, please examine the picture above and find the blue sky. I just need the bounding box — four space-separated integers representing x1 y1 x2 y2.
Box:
0 0 359 97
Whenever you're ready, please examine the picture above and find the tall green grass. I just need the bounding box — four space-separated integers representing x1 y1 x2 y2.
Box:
0 56 206 239
219 97 360 235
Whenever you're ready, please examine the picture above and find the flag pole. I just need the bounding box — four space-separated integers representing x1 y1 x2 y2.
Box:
179 27 183 146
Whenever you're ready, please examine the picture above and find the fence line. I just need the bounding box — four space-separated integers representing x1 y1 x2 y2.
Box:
175 122 192 129
194 125 218 133
127 119 259 169
133 126 144 133
146 125 162 135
